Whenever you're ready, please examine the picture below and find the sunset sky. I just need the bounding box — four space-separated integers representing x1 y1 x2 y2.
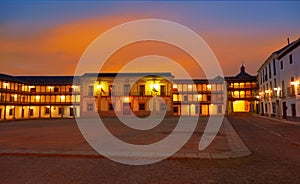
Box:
0 1 299 78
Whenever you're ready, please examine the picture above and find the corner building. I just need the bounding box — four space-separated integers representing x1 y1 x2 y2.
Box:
257 38 300 120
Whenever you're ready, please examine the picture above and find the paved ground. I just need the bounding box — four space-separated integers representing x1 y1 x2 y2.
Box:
0 114 300 183
0 117 249 159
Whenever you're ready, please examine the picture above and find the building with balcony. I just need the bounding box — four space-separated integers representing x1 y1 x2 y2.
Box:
172 76 226 116
0 73 80 120
1 65 260 120
225 65 258 113
257 38 300 120
80 73 174 117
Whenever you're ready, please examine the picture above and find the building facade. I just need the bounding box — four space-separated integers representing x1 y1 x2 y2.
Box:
226 65 259 114
257 38 300 120
80 73 174 117
0 65 260 120
0 74 80 120
172 76 226 116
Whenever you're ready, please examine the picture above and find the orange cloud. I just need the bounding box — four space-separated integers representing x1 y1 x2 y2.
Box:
0 13 297 77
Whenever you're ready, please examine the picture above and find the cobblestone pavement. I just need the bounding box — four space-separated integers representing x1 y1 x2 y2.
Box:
0 114 299 183
0 117 249 159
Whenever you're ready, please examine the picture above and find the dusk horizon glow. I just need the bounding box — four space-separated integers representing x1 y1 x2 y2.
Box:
1 1 299 78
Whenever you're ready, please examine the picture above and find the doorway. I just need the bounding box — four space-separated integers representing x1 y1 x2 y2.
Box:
291 104 296 117
282 102 287 119
123 103 131 115
21 109 24 118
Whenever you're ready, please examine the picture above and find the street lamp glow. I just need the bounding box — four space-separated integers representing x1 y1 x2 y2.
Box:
290 81 299 85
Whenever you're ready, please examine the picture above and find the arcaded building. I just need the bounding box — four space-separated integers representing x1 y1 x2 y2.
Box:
0 73 80 120
225 65 259 114
0 66 259 120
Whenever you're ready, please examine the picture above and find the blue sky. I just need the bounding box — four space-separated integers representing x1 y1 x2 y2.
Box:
0 1 299 77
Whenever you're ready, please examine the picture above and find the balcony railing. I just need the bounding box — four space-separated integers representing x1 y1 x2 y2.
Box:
96 91 171 97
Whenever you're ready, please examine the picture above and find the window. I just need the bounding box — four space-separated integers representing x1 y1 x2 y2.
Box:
160 103 166 110
70 107 74 116
29 109 34 116
69 88 73 92
109 103 114 111
274 79 277 89
139 103 145 111
124 84 130 95
9 109 13 116
195 105 199 114
289 54 293 64
45 107 50 114
160 85 166 96
139 85 145 96
109 85 115 96
87 103 94 111
265 67 268 81
269 63 272 78
173 107 178 113
273 59 276 75
183 95 188 102
54 87 59 92
280 60 283 69
58 108 62 114
88 86 94 97
218 105 222 114
291 77 295 96
30 88 36 92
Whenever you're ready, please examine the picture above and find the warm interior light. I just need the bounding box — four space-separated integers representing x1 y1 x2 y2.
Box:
150 84 159 90
273 88 278 91
72 85 78 89
29 86 35 89
124 97 130 102
97 85 102 89
256 95 260 98
197 94 202 98
12 106 15 108
46 106 50 108
36 95 40 99
48 86 53 89
207 84 211 89
60 95 65 100
173 84 177 89
265 90 270 93
3 83 8 88
291 81 299 85
188 84 193 89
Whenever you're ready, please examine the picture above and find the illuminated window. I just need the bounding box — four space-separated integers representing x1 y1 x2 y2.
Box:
233 91 239 98
173 94 178 101
240 91 245 98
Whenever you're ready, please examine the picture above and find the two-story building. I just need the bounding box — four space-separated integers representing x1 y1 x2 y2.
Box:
0 73 80 120
257 38 300 120
80 73 174 117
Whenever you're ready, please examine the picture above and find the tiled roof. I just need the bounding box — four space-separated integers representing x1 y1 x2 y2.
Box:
0 73 80 85
82 72 174 78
